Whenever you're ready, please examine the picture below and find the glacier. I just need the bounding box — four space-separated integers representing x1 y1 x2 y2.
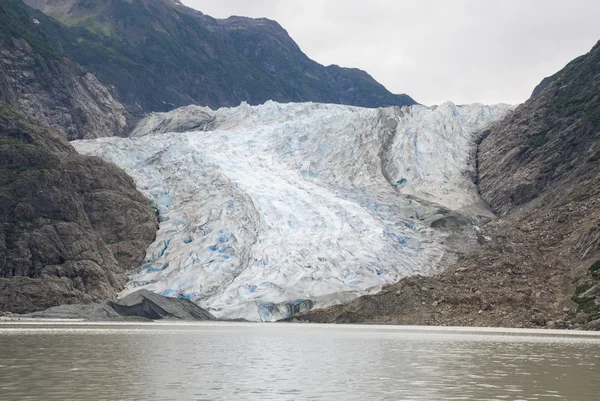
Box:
72 101 513 321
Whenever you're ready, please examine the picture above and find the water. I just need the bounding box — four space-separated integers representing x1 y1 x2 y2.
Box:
0 322 599 400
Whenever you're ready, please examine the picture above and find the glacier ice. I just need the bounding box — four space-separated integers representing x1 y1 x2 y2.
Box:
73 101 513 321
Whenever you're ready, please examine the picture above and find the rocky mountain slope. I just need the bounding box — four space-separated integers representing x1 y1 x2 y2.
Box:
0 0 128 139
73 101 511 321
0 103 158 313
288 42 600 329
22 0 416 115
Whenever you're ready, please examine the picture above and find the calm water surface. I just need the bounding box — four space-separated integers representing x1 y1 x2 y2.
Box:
0 322 599 400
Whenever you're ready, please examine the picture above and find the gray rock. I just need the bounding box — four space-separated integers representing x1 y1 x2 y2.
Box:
478 41 600 216
0 104 158 313
131 106 217 137
24 290 216 321
0 37 127 140
109 290 216 321
583 319 600 331
532 314 547 326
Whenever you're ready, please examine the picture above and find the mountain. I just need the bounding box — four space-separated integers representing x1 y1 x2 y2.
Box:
288 41 600 329
0 103 158 313
72 101 511 321
22 0 416 116
0 0 128 139
4 0 597 328
0 0 416 316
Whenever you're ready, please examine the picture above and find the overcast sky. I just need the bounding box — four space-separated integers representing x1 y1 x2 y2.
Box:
181 0 600 106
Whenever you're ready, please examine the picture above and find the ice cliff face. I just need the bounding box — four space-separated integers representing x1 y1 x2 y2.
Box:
73 101 512 321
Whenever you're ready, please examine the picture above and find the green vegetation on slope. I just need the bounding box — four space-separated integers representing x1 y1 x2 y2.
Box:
0 0 59 58
18 0 416 113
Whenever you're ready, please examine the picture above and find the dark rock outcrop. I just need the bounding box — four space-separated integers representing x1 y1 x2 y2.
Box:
212 15 416 108
0 0 128 139
478 41 600 216
584 319 600 331
0 104 158 313
23 289 216 321
285 41 600 329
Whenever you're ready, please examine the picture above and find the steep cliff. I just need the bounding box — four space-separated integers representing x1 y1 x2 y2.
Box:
288 42 600 329
479 42 600 215
0 104 158 313
0 0 128 139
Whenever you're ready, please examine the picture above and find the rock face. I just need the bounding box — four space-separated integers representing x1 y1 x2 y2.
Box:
0 0 128 140
286 42 600 328
478 41 600 216
23 289 216 320
109 289 216 320
22 0 416 113
584 319 600 331
73 101 511 321
573 261 600 330
0 104 158 313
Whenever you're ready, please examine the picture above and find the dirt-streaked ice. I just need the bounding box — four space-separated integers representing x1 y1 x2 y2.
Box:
73 101 512 321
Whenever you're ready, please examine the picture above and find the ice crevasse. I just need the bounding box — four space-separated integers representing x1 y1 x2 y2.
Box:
73 101 513 321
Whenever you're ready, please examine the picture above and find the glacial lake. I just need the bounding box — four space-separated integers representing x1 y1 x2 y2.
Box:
0 322 599 400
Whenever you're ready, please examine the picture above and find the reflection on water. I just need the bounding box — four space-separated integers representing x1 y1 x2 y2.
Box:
0 322 599 400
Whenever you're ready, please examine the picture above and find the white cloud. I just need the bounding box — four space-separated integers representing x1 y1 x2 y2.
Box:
182 0 600 105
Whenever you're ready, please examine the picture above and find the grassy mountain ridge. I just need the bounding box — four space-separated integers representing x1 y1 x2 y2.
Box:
0 0 129 140
21 0 416 114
